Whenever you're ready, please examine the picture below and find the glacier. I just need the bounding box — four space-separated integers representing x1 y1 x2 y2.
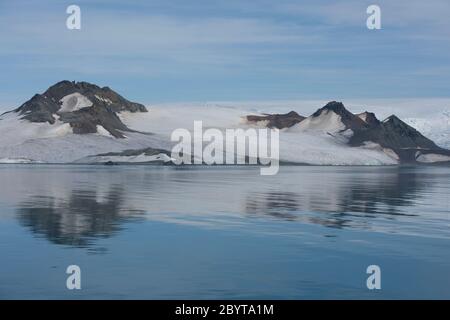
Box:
0 100 448 165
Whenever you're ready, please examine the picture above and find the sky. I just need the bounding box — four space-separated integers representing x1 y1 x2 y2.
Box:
1 0 450 110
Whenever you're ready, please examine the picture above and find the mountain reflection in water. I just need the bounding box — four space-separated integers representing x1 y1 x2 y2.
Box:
2 165 448 248
245 170 425 228
17 185 145 247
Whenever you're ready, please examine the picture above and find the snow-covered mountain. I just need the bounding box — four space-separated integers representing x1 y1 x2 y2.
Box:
0 81 449 165
247 101 450 164
14 80 147 137
0 81 171 163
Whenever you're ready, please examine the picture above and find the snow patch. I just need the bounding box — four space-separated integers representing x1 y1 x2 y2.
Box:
416 153 450 163
293 110 346 133
358 113 367 122
96 125 114 138
59 93 93 112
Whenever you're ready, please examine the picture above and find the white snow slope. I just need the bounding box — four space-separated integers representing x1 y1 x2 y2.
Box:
0 111 171 163
0 101 447 165
119 104 397 165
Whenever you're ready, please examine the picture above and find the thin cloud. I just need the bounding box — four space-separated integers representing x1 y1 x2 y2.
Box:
0 0 449 104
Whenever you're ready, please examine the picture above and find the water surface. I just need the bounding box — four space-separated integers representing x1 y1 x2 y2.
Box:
0 165 449 299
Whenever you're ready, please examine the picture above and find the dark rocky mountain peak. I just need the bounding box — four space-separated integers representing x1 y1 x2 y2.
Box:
383 115 406 126
13 81 148 138
313 101 348 116
312 101 368 131
17 80 147 120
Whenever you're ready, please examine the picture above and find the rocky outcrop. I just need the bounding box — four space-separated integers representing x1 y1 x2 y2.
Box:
246 111 305 129
78 147 173 164
94 147 171 158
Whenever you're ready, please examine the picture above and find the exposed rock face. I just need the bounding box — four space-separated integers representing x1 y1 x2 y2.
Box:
246 111 305 129
15 94 61 124
350 113 446 162
378 115 439 150
312 101 368 131
293 101 449 163
357 111 380 126
14 81 147 138
79 147 173 164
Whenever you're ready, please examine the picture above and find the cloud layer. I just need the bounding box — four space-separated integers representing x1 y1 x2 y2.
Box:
1 0 450 106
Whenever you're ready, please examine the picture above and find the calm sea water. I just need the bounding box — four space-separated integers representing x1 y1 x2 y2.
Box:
0 165 449 299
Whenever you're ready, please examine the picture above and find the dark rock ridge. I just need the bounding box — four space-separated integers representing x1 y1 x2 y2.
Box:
312 101 369 132
245 101 450 163
14 80 147 138
314 102 448 163
246 111 305 129
357 111 380 127
95 147 171 158
349 114 448 162
84 147 173 165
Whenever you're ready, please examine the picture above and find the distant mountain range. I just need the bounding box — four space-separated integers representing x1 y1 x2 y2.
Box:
0 80 449 165
246 101 450 163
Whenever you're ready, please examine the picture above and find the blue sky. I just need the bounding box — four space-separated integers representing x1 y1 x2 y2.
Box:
1 0 450 108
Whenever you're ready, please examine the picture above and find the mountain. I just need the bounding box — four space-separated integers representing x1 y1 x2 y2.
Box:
13 80 147 138
0 81 170 163
0 81 449 165
245 101 450 164
307 101 368 132
352 115 438 149
349 114 447 162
